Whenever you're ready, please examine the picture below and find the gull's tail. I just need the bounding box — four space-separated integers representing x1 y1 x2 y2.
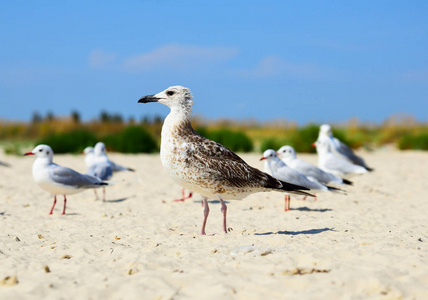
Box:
264 173 315 197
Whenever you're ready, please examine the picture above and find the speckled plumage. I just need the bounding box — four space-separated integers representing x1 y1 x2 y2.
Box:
138 86 312 234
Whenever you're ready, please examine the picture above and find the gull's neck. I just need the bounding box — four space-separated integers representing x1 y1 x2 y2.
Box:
162 106 192 136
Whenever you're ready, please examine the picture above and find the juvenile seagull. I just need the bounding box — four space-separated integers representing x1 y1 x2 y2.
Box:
317 124 373 171
93 142 135 173
138 86 314 235
24 144 108 214
277 145 352 186
314 138 369 177
261 149 343 211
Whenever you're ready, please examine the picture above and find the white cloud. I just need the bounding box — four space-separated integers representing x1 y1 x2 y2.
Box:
121 44 239 72
89 49 117 68
234 55 333 80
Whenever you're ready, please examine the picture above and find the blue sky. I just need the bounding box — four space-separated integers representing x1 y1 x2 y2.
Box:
1 1 427 124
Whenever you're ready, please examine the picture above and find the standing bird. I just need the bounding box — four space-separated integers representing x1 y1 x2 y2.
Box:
261 149 343 211
24 145 107 214
83 144 113 201
314 138 369 177
277 145 352 186
317 124 373 171
138 86 314 235
93 142 135 173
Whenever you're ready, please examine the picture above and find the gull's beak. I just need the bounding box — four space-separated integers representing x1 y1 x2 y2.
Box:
311 143 316 147
138 95 160 103
260 157 266 161
24 152 34 156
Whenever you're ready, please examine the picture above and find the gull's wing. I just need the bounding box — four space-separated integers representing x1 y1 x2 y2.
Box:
291 159 333 184
185 134 311 196
50 164 106 188
333 138 368 167
87 162 113 181
324 155 366 174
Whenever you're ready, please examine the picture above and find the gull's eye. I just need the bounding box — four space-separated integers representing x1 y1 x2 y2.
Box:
167 90 175 96
39 149 43 152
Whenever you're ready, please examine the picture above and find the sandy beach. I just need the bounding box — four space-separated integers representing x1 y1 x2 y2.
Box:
0 148 427 299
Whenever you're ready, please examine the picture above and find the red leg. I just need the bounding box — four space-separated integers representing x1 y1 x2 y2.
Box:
201 198 209 235
49 195 57 215
61 195 67 215
174 188 193 202
220 198 227 233
284 194 290 211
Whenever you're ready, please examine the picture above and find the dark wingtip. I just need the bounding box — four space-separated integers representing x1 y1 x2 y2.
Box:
342 178 353 185
366 167 374 172
327 185 346 193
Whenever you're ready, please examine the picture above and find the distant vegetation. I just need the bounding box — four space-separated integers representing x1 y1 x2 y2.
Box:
0 111 427 155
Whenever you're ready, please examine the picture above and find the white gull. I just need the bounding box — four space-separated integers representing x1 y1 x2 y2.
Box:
261 149 343 211
138 86 314 235
25 144 107 214
314 137 369 177
93 142 135 172
277 145 352 186
317 124 373 171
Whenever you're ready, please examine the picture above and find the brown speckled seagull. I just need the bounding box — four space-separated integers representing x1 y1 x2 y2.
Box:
138 86 314 235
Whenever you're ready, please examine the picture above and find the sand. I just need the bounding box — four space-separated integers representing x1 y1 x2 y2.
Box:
0 148 427 299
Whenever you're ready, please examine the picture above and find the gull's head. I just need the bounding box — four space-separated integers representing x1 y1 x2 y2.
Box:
138 86 193 115
94 142 107 156
319 124 333 137
260 149 279 162
83 146 94 155
24 144 54 160
277 145 296 160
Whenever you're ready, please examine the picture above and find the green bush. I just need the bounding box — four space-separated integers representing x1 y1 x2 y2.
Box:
205 128 253 152
261 124 319 153
103 126 158 153
397 131 428 150
36 129 97 154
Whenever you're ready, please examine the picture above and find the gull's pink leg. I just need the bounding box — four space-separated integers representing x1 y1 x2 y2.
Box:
61 195 67 215
302 195 307 200
94 189 99 200
174 188 193 202
49 195 57 215
102 187 106 202
288 194 291 210
201 198 209 235
219 198 227 233
284 194 290 211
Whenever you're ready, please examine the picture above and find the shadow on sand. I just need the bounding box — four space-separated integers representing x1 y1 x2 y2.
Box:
290 206 332 212
104 197 129 203
254 227 335 236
